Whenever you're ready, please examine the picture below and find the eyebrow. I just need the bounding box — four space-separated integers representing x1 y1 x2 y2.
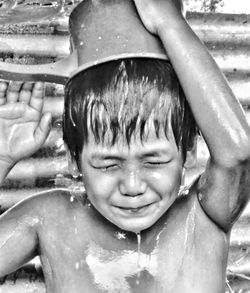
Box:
90 153 125 161
90 148 169 161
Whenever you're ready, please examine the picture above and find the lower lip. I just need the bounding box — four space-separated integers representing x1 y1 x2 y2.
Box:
113 202 156 216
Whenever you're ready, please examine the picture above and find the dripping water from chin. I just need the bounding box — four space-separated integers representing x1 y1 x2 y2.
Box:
136 232 141 285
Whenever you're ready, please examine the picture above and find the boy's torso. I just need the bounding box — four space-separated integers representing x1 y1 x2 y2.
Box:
34 187 229 293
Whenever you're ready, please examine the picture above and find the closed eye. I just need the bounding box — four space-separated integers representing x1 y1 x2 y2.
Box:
92 164 120 172
144 161 170 167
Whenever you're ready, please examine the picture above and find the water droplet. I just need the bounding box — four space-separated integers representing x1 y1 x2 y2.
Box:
75 262 80 270
96 48 99 52
116 35 120 39
70 195 75 202
73 173 80 179
179 186 189 197
75 228 78 235
98 36 102 40
81 24 85 28
115 231 126 239
80 41 84 46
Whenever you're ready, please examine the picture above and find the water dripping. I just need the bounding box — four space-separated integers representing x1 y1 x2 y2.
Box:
59 0 66 14
71 119 76 127
0 229 18 249
136 232 141 285
75 261 80 270
226 278 234 293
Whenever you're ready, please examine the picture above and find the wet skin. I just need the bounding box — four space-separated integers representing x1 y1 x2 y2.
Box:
36 189 228 293
0 130 229 293
0 187 228 293
1 0 250 290
80 129 183 234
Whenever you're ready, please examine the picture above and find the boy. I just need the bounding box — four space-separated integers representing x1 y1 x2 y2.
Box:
1 0 250 292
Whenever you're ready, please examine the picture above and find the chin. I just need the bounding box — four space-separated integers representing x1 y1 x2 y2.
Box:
114 217 159 234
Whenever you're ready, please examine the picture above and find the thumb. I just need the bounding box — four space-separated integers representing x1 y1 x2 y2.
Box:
34 112 52 146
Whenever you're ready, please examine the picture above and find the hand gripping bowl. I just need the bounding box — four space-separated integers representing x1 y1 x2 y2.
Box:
0 0 168 84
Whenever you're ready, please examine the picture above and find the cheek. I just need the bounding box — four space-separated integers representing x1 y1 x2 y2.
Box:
82 169 118 201
147 164 182 194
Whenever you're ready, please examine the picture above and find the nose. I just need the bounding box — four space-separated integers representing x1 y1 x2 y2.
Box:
119 170 147 197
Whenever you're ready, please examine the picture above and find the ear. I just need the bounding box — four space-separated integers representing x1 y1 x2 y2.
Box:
184 138 197 169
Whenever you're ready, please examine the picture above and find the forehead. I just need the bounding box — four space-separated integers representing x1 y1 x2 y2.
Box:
83 124 178 157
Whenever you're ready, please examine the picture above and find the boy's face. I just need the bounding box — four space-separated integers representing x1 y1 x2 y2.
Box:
80 124 183 233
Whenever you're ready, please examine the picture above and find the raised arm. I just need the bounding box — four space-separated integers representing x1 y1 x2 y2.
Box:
134 0 250 231
0 81 51 182
0 81 51 276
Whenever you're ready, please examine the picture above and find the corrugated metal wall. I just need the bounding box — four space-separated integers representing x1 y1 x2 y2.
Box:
0 2 250 292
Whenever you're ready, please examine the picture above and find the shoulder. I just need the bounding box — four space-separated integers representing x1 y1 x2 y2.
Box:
171 177 200 214
171 177 215 227
30 188 74 208
3 188 86 223
176 177 230 237
34 188 88 215
164 180 229 255
16 188 71 209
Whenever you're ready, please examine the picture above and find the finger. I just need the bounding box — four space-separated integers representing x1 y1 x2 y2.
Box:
0 103 25 119
19 82 34 104
34 112 52 146
22 82 34 92
6 81 23 103
0 81 8 105
30 82 45 112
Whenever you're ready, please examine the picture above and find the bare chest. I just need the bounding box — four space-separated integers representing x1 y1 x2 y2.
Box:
39 193 229 293
40 221 228 293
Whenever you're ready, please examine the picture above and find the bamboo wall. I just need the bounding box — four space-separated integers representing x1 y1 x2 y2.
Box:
0 4 250 293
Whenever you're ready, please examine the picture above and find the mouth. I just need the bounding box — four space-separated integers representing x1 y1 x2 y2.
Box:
113 202 156 216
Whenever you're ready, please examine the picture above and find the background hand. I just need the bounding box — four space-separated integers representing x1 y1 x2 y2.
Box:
0 81 52 167
133 0 184 35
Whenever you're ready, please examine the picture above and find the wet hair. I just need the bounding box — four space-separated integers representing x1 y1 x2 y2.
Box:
63 58 197 168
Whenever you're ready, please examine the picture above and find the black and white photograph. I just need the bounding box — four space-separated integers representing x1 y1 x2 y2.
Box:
0 1 250 292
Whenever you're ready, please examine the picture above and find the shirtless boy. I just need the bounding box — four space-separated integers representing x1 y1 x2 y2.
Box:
0 0 250 292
